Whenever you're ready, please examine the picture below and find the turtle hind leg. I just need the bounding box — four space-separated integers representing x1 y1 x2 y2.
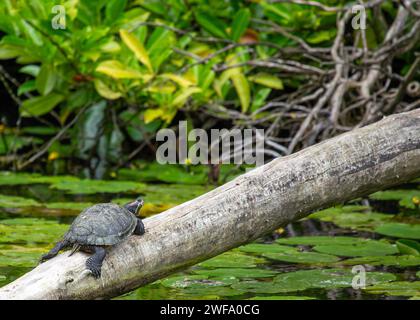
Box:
86 246 106 279
40 240 69 263
134 217 145 235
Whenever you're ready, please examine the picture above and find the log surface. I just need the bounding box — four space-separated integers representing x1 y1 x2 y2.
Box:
1 109 420 300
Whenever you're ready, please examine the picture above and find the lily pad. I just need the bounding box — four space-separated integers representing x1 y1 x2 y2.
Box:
233 269 395 293
365 281 420 296
375 223 420 240
49 179 145 194
274 268 396 290
276 236 367 246
182 286 245 297
309 207 392 231
263 251 339 264
0 195 41 208
0 218 68 244
238 244 296 254
0 172 79 185
199 252 265 268
232 280 308 294
396 239 420 255
340 255 420 267
192 268 277 279
313 240 398 257
369 190 420 209
44 202 94 211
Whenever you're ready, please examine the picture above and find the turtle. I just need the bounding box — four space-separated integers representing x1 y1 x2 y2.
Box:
40 198 145 278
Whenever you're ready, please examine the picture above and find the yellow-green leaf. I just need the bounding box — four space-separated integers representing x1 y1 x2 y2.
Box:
96 60 149 79
94 79 122 100
119 29 153 73
249 73 284 90
171 87 202 107
231 73 250 113
160 73 194 88
144 108 164 124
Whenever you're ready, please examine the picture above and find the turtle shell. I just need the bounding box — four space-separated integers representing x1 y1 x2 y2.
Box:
64 203 137 246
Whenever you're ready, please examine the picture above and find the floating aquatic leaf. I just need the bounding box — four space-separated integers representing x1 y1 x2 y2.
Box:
340 255 420 267
276 236 367 246
0 172 79 185
0 218 68 244
375 223 420 240
44 202 94 211
365 281 420 296
49 179 145 194
274 268 396 290
183 286 245 297
0 195 41 208
161 274 238 289
309 208 392 231
313 240 398 257
263 251 339 264
232 280 303 294
369 190 420 209
396 239 420 255
238 243 296 254
198 252 265 268
193 268 277 279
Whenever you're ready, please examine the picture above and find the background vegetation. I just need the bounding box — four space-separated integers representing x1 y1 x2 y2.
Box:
0 0 418 180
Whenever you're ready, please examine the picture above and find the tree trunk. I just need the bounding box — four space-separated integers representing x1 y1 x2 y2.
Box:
1 109 420 300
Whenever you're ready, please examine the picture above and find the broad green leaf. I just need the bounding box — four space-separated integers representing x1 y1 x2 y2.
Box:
96 60 150 79
231 8 251 41
239 243 296 254
193 268 277 279
396 239 420 255
21 93 65 117
0 44 22 59
263 251 339 264
36 64 57 95
366 281 420 297
19 65 40 77
94 79 122 100
375 223 420 240
171 87 202 107
249 73 283 90
49 179 145 194
0 195 41 208
106 0 127 23
144 108 164 124
119 29 153 73
17 80 36 96
195 12 228 38
313 240 398 257
231 72 250 112
277 236 369 246
198 252 265 268
341 255 420 267
160 73 194 88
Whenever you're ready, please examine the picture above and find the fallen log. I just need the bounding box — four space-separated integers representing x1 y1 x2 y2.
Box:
1 109 420 300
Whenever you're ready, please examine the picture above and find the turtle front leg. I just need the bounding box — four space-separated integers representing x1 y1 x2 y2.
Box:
40 240 69 263
134 217 145 235
86 246 106 278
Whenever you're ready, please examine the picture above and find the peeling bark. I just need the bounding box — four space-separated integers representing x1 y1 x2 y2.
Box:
1 109 420 300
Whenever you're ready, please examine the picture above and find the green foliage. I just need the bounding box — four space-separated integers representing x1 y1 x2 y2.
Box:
0 0 360 169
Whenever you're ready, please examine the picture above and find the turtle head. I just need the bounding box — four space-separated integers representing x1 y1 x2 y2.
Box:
124 198 144 216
